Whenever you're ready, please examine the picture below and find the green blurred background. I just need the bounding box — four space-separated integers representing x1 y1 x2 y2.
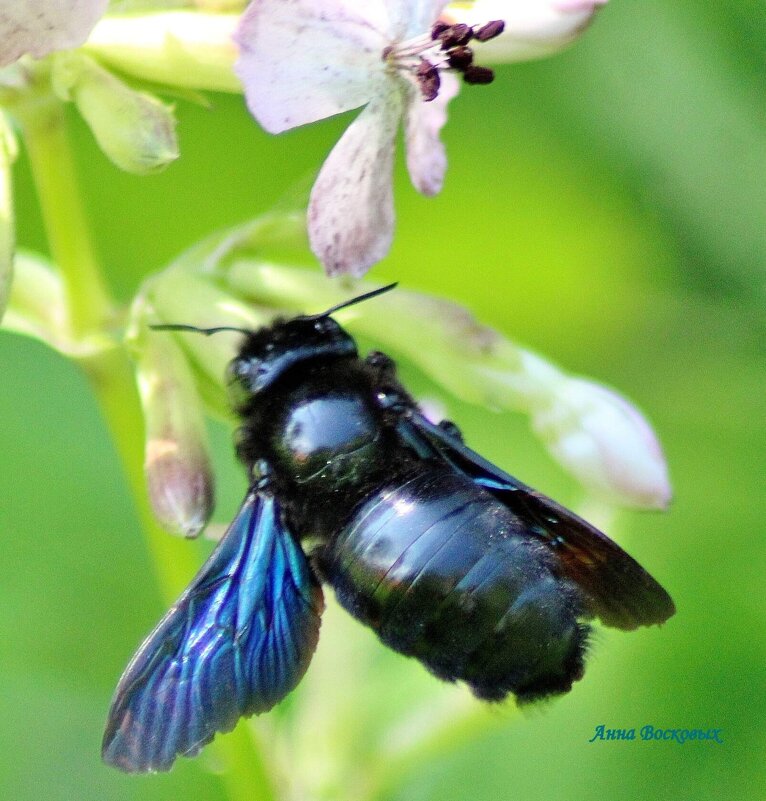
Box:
1 1 764 799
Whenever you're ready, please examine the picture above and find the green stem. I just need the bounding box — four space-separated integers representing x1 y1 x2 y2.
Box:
86 348 203 595
20 83 276 801
16 92 111 336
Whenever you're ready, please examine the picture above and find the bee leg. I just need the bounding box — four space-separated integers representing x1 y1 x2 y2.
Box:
233 425 252 467
306 545 330 584
237 453 274 489
365 350 397 380
437 419 464 443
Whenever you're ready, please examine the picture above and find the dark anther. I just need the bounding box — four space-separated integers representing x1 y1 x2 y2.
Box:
463 65 495 85
475 20 506 42
431 21 451 40
439 23 473 49
416 60 441 101
447 45 474 71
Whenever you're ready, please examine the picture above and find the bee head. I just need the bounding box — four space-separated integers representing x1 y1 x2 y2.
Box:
152 283 396 407
227 314 357 402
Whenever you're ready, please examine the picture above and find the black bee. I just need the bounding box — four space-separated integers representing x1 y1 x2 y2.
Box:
103 284 674 773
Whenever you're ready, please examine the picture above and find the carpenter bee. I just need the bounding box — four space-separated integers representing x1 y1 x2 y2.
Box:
103 284 674 773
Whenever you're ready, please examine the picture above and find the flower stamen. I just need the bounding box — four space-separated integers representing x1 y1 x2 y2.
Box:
416 59 441 102
384 19 506 101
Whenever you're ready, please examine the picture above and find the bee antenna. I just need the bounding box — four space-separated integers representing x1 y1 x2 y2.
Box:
150 283 398 335
304 282 398 321
150 323 252 337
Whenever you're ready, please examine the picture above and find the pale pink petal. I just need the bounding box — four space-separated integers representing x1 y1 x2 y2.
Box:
234 0 393 134
0 0 108 66
533 378 672 510
404 72 459 197
442 0 605 62
308 84 405 276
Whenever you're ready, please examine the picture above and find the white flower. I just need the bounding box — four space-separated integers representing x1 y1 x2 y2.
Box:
0 0 109 67
443 0 608 63
531 378 672 510
234 1 505 277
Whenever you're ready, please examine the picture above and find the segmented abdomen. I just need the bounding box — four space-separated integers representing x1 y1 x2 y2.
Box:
320 467 589 701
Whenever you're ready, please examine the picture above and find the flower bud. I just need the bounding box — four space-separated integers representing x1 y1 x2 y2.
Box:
2 251 65 340
225 260 565 412
0 113 16 322
217 258 670 509
131 301 215 537
443 0 608 63
84 12 241 93
531 378 672 509
52 52 178 175
193 0 247 9
0 0 107 67
146 269 269 419
2 250 115 356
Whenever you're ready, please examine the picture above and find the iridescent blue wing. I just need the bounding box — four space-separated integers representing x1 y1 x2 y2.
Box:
102 490 323 773
397 411 675 631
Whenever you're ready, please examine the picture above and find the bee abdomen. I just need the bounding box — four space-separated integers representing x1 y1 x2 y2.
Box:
320 468 589 702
